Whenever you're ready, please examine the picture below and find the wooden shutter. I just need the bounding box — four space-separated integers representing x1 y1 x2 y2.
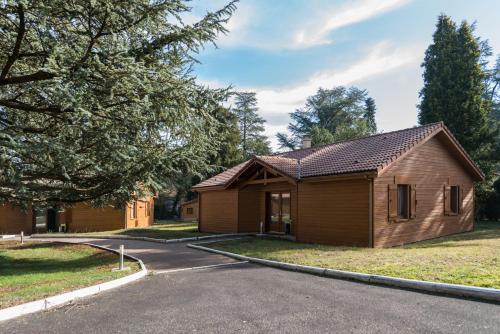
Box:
388 184 398 220
444 185 451 215
410 184 417 219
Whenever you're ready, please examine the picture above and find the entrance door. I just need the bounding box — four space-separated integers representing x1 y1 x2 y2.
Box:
46 209 57 232
266 192 291 234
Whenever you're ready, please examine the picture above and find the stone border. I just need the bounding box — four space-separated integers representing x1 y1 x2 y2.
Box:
31 232 256 244
0 242 147 322
187 242 500 303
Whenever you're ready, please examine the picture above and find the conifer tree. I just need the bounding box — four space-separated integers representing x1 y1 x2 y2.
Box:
232 92 271 158
0 0 238 206
418 15 496 162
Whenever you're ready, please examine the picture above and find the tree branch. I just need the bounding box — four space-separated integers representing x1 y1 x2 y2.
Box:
0 71 55 85
0 4 25 80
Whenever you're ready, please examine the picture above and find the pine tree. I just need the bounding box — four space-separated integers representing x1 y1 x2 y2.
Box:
418 15 496 161
364 97 377 134
232 92 271 158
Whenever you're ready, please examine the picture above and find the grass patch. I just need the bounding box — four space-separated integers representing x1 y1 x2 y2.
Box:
0 241 139 309
50 220 209 240
209 221 500 289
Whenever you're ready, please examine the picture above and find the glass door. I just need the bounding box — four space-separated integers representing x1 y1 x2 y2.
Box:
266 192 291 234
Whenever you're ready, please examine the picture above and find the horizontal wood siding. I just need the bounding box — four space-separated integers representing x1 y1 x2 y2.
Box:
238 187 261 232
238 182 297 234
66 203 125 232
180 202 199 221
373 134 475 247
297 179 370 246
0 204 32 234
199 190 238 233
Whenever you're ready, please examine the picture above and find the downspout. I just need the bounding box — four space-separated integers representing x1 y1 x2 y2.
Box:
368 178 374 248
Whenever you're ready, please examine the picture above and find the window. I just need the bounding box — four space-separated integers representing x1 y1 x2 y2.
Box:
131 201 137 219
389 183 417 221
450 185 460 214
145 202 150 217
187 207 193 215
397 185 409 219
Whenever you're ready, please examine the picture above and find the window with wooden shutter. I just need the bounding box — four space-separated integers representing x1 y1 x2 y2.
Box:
444 185 451 215
410 184 417 219
388 184 398 220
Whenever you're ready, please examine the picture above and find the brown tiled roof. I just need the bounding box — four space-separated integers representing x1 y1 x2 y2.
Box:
193 122 483 189
193 161 251 188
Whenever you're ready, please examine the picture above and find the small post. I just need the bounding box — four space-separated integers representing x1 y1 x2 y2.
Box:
260 221 263 235
20 231 24 245
119 245 124 271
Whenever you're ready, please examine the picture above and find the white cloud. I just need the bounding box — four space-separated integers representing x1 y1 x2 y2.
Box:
254 42 418 116
254 42 420 149
211 0 412 50
294 0 412 48
199 42 421 150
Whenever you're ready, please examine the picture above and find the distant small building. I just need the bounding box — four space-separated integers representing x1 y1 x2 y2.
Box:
0 197 155 235
0 203 32 235
180 198 198 221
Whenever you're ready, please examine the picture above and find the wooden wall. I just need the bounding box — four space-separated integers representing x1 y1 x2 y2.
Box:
238 182 297 234
199 189 238 233
125 197 154 228
66 203 125 232
297 178 370 246
180 201 198 221
238 187 261 232
373 134 475 247
0 204 32 235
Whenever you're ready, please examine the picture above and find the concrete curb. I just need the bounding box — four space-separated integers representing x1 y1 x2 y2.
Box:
187 243 500 303
0 242 147 322
31 233 256 244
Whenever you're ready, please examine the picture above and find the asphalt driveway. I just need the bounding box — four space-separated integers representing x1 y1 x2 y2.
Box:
2 238 499 333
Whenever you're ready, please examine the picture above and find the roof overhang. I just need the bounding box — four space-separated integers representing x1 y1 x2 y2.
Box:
377 126 485 181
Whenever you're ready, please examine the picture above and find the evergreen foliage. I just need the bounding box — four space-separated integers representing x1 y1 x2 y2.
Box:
0 0 237 207
232 92 271 158
277 86 377 150
419 14 500 217
418 15 498 163
364 97 377 134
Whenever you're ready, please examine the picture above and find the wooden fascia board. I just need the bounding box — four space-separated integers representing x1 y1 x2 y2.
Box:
377 127 441 177
253 158 297 185
439 127 485 181
377 127 484 181
225 158 297 188
243 176 289 186
300 171 377 183
192 185 225 192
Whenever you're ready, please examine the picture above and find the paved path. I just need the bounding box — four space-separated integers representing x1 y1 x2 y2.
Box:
2 238 499 333
29 237 239 272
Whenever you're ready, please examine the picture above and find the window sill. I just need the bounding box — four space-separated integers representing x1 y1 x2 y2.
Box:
390 218 410 223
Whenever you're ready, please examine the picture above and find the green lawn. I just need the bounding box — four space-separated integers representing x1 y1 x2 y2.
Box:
43 220 209 240
209 221 500 289
0 241 139 309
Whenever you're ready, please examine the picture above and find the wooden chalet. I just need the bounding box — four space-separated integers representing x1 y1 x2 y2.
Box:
193 122 484 247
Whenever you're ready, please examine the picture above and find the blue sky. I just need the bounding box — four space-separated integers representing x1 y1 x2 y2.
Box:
190 0 500 150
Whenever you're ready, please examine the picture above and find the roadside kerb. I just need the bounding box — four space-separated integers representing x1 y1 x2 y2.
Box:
0 242 147 322
187 242 500 303
31 233 256 244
